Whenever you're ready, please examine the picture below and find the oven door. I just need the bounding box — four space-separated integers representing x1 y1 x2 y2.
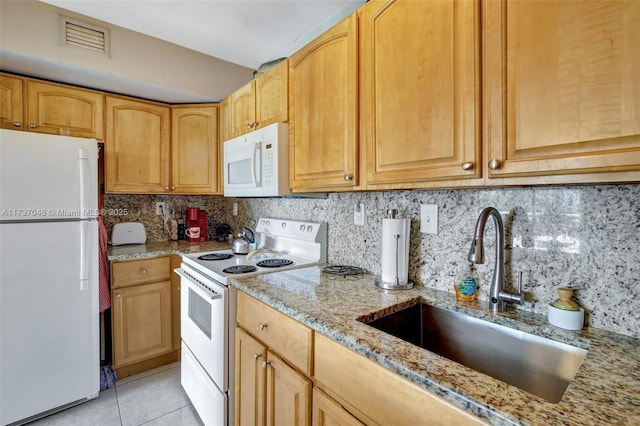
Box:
176 266 228 391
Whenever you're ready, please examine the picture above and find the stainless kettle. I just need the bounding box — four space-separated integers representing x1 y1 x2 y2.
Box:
232 227 255 254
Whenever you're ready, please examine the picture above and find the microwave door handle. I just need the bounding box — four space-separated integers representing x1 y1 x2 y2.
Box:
251 143 261 186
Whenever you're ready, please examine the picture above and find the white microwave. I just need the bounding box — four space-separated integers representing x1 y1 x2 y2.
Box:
223 122 291 197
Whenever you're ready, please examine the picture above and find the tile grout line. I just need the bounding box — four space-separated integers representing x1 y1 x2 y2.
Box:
136 403 195 426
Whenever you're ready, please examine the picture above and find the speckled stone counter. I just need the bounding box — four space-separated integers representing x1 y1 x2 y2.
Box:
107 240 229 261
229 267 640 426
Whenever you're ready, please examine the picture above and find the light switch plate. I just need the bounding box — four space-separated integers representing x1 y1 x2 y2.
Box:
420 204 438 234
354 203 365 226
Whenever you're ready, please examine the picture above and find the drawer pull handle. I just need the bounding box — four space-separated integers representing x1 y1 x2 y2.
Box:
139 268 147 275
253 353 262 360
258 322 268 331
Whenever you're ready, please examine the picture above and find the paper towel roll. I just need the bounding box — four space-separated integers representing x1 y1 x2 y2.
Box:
381 218 410 284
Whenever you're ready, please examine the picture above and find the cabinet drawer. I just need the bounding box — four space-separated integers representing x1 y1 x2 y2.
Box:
314 333 486 426
112 256 171 288
236 291 313 375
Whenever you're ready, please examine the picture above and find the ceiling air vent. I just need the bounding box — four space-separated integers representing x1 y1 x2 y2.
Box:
61 17 109 55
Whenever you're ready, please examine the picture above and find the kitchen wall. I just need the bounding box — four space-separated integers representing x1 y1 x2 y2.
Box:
103 194 226 242
224 184 640 339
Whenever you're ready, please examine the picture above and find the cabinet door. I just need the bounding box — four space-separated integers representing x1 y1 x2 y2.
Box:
171 105 219 194
105 96 170 193
0 75 24 130
26 80 104 139
235 327 267 426
220 97 232 143
289 14 358 191
361 0 481 188
112 280 173 367
255 59 288 128
312 388 363 426
484 0 640 183
230 80 256 137
265 351 311 426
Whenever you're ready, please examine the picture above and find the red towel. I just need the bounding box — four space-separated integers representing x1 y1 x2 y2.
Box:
98 216 111 312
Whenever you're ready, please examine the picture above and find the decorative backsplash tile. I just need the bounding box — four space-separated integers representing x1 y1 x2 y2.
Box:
103 194 226 242
224 185 640 339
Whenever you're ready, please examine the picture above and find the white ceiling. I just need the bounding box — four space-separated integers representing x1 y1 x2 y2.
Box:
40 0 363 70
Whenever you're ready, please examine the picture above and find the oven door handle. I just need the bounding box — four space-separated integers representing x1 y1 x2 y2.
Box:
174 268 223 300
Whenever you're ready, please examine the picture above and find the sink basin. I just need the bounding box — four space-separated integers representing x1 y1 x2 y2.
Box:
359 301 587 403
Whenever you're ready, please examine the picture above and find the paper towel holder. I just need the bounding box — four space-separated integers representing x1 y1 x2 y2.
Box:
375 208 413 290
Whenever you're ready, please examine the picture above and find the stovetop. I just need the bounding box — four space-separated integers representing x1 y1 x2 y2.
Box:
182 249 318 285
180 217 327 285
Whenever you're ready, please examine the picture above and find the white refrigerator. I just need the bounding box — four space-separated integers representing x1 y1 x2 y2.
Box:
0 129 99 425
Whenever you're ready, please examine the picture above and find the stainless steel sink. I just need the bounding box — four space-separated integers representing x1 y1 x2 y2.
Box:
359 301 587 403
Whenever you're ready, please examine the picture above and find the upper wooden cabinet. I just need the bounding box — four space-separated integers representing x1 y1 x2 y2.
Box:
0 74 24 130
105 95 170 193
26 80 104 140
228 59 288 139
289 14 359 191
484 0 640 184
361 0 482 189
171 104 219 194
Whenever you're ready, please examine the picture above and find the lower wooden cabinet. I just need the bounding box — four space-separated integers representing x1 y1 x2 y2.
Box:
111 256 178 376
314 333 486 426
235 291 485 425
112 280 172 367
312 388 363 426
235 327 311 426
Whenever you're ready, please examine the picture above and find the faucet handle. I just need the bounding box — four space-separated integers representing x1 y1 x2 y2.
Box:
517 271 523 293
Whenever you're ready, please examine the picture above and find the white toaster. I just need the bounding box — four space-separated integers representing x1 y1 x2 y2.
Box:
111 222 147 245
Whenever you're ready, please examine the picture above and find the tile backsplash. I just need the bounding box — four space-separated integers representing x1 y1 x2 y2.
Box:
103 185 639 338
103 194 226 242
225 185 640 339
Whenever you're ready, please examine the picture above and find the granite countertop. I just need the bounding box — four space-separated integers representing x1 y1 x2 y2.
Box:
229 267 640 426
107 240 230 261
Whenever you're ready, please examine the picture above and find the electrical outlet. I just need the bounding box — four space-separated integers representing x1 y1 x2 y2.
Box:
420 204 438 234
155 202 166 216
233 202 238 216
354 203 365 226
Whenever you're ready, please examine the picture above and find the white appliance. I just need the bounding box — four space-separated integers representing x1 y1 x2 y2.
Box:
223 122 290 197
0 129 99 425
175 218 327 426
111 222 147 245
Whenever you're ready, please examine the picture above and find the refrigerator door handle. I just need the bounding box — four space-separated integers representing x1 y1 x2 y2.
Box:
80 220 89 291
79 147 90 218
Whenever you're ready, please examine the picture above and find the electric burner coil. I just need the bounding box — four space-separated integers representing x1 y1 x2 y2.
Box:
256 259 294 268
322 265 366 277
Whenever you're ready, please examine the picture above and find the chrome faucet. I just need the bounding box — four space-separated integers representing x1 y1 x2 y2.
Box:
468 207 524 313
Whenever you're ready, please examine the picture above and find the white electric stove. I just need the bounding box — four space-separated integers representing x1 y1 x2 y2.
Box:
176 217 327 426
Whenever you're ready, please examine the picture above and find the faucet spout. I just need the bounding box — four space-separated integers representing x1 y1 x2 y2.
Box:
468 207 523 313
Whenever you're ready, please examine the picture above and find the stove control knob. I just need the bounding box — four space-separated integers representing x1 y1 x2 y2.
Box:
300 224 305 232
306 225 313 233
281 222 286 229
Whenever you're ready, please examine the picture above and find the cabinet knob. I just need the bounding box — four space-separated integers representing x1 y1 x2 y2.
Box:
115 293 121 298
488 159 501 170
29 123 37 129
258 322 268 331
171 186 176 191
139 268 147 275
262 360 271 369
13 122 21 127
247 123 252 129
253 353 262 360
165 186 170 191
461 161 474 171
343 173 353 181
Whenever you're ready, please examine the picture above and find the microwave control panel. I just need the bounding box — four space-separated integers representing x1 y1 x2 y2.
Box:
264 144 273 184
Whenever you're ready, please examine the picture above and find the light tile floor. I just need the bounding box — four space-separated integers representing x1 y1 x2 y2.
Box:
29 362 203 426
